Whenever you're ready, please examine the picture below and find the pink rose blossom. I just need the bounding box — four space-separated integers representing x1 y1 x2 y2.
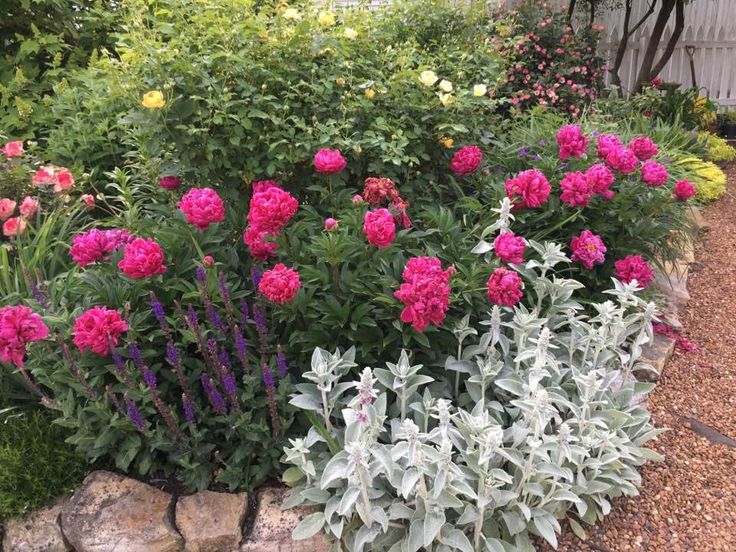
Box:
31 166 75 193
605 146 639 174
159 175 181 190
352 194 364 204
70 229 134 268
449 146 484 175
629 136 658 161
505 169 551 209
118 238 167 279
314 148 347 174
252 180 279 194
674 179 696 201
73 306 128 356
80 194 95 209
363 208 396 248
486 267 523 307
596 134 622 159
0 305 49 367
640 161 668 187
247 186 298 234
202 255 215 266
394 257 453 331
494 231 526 264
178 187 225 230
243 226 279 260
570 230 606 269
614 254 654 288
1 141 24 158
324 218 338 231
0 198 16 221
2 217 26 237
258 264 301 304
363 177 401 205
556 124 588 160
584 163 615 196
560 171 593 207
19 196 39 219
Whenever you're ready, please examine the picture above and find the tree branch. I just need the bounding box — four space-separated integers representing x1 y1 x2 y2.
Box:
649 0 685 78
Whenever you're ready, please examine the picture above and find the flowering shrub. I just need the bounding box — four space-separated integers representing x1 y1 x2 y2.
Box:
284 244 661 550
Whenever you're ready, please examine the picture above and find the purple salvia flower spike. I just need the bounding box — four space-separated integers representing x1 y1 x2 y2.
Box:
142 367 158 390
234 331 249 372
124 394 146 431
149 292 168 333
251 266 263 289
200 373 227 416
239 299 249 327
206 304 227 335
166 341 180 368
219 349 232 371
182 393 196 424
276 346 288 378
195 266 207 283
128 342 144 370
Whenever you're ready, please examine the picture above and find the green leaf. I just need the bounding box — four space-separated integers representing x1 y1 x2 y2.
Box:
292 512 325 540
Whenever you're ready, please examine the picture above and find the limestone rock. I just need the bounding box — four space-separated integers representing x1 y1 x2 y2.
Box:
61 470 183 552
240 486 329 552
635 335 676 382
653 267 690 310
176 490 248 552
2 497 71 552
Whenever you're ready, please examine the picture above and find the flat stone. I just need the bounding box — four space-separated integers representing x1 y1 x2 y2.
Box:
653 268 690 310
176 490 248 552
61 470 183 552
240 487 329 552
685 205 707 230
2 497 71 552
635 335 676 382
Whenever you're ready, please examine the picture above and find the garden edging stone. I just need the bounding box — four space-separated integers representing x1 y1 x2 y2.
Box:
175 490 248 552
2 496 71 552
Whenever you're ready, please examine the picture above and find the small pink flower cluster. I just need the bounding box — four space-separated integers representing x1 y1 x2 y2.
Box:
243 183 298 259
570 230 606 269
1 141 24 158
674 180 696 201
118 238 167 279
0 305 49 367
70 228 134 268
505 169 551 209
494 231 526 264
486 267 523 307
449 146 483 176
314 148 347 174
1 196 39 237
32 166 75 194
614 254 654 288
72 306 128 356
394 257 453 331
556 124 588 160
363 208 396 248
258 263 301 304
178 187 225 230
640 161 669 187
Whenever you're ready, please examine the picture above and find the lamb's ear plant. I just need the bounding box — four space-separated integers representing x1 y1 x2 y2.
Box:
284 239 664 552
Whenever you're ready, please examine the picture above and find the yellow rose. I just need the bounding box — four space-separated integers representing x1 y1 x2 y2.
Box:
439 92 454 107
344 27 358 39
354 145 363 155
318 11 335 27
419 70 438 87
336 77 346 87
142 90 165 109
473 84 488 97
283 8 301 20
439 136 454 148
438 80 453 93
365 88 376 99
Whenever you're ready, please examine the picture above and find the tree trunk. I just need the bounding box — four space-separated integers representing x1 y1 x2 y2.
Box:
633 0 685 93
649 0 685 77
589 1 596 26
610 0 657 88
567 0 578 23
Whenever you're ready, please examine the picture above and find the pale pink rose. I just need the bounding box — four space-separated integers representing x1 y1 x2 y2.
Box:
81 194 95 209
1 141 24 158
2 217 27 237
18 197 39 219
0 198 17 221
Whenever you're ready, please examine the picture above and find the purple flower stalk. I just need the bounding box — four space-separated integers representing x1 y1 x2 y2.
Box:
149 292 169 333
518 147 528 157
239 299 249 327
251 266 263 289
200 373 227 416
253 304 267 337
125 395 147 431
187 304 200 329
195 266 207 284
206 304 227 335
128 342 144 370
262 361 280 435
105 385 123 413
234 331 249 372
166 341 180 368
111 348 127 373
23 266 50 310
142 367 158 390
219 349 232 371
182 393 196 424
276 346 288 378
263 365 274 388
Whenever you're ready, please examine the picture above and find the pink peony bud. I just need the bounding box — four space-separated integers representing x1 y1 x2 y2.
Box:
80 194 95 209
202 255 215 266
324 218 338 231
159 175 181 190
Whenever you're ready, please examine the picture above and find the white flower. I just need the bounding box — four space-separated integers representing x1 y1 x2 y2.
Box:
344 27 358 39
438 79 453 93
419 70 438 87
473 84 488 97
283 8 301 20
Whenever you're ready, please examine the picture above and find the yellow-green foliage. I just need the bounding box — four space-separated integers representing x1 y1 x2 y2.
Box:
676 156 727 201
699 132 736 164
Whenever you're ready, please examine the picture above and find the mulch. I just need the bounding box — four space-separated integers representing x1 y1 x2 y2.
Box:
552 164 736 552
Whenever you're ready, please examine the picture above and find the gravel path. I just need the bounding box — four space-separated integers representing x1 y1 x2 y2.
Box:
554 166 736 552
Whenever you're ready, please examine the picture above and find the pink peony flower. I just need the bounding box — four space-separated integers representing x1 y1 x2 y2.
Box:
449 146 484 175
31 166 74 193
605 146 639 174
258 264 301 304
314 148 347 174
352 194 364 205
560 171 593 207
80 194 95 209
70 229 134 268
19 196 39 219
363 177 401 205
324 218 338 231
494 231 526 264
556 124 588 160
614 254 654 288
570 230 606 269
486 267 523 307
629 136 658 161
363 208 396 248
0 198 16 221
178 187 226 230
243 225 279 260
247 186 298 234
1 141 24 158
596 134 622 159
252 180 279 194
505 169 551 209
159 175 181 190
73 306 128 356
674 179 696 201
584 163 615 196
118 238 167 279
640 160 668 187
394 256 453 331
2 217 26 237
0 305 49 367
650 75 663 88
